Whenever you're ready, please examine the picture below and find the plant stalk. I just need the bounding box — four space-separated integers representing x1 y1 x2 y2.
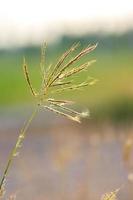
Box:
0 107 38 191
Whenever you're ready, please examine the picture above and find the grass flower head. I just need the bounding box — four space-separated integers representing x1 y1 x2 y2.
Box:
23 42 97 123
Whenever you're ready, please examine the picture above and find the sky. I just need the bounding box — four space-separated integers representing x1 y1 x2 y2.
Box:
0 0 133 47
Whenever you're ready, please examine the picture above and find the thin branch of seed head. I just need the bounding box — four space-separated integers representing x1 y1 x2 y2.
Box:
41 63 52 93
89 79 98 85
52 81 94 93
23 58 37 96
43 105 81 123
46 63 52 74
48 98 74 105
40 42 47 74
50 81 72 87
59 60 96 79
48 43 97 86
48 101 82 116
46 43 80 86
40 42 47 89
60 43 97 73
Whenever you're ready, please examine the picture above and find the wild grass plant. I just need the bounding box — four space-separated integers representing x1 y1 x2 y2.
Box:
0 42 98 198
0 42 120 200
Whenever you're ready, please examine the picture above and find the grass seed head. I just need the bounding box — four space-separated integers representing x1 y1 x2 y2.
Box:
23 42 97 122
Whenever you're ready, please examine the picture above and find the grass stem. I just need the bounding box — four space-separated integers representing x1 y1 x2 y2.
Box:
0 107 38 192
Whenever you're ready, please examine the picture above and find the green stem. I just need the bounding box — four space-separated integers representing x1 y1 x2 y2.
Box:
0 107 38 191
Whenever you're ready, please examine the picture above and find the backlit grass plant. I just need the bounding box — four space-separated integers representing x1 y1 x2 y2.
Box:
23 42 97 122
0 42 97 198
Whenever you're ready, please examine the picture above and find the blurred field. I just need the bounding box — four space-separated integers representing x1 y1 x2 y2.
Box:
0 109 133 200
0 33 133 121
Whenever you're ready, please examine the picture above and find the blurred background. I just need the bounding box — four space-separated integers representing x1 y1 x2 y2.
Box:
0 0 133 199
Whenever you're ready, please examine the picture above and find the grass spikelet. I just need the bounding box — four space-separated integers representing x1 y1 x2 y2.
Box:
70 115 81 123
47 43 80 85
50 81 72 87
43 105 81 123
52 78 97 93
80 110 90 118
48 101 81 115
59 60 96 79
45 100 86 122
48 98 74 105
89 78 98 85
23 58 37 96
40 42 47 73
61 43 97 71
101 189 119 200
40 42 47 87
48 43 97 86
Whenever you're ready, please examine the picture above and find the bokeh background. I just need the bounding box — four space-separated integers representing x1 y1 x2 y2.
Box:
0 0 133 199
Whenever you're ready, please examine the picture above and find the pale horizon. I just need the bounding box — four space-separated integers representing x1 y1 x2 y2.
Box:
0 0 133 48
